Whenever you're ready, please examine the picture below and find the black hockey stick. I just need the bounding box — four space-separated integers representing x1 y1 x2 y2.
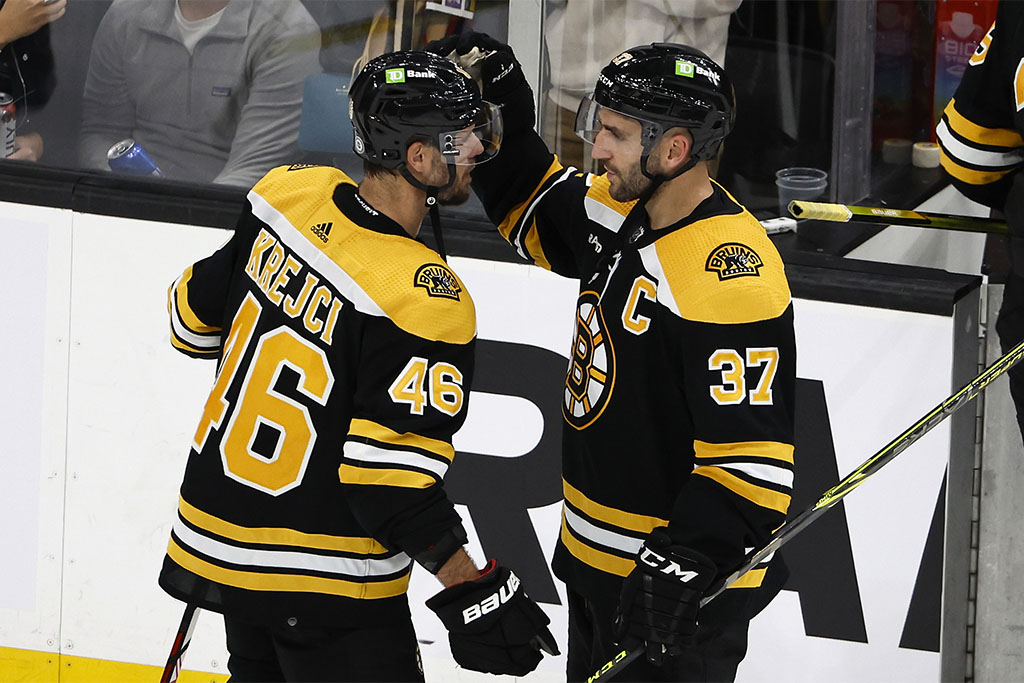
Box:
589 335 1024 682
788 200 1008 234
159 603 199 683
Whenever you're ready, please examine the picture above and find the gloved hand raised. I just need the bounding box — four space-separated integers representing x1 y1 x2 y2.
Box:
427 559 559 675
425 31 535 134
614 529 717 665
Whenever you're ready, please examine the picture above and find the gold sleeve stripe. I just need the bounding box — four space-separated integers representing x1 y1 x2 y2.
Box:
167 538 409 599
522 220 552 271
939 154 1016 186
563 479 667 533
178 496 389 554
338 463 436 489
560 517 635 577
496 157 565 242
694 440 794 464
173 266 220 334
348 418 455 462
169 335 218 356
945 99 1024 149
692 467 792 514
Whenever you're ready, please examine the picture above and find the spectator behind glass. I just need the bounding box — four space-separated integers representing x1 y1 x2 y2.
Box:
78 0 321 187
543 0 741 171
0 0 65 161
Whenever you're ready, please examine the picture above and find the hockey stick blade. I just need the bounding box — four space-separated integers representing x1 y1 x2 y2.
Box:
789 200 1008 234
159 603 199 683
591 334 1024 682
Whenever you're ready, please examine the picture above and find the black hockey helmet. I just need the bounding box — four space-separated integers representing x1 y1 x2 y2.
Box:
349 50 502 173
575 43 735 179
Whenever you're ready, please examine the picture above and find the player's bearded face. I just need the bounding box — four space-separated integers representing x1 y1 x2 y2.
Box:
606 156 653 202
436 157 473 205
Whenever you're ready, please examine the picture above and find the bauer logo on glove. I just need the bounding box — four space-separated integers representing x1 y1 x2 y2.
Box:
462 569 520 624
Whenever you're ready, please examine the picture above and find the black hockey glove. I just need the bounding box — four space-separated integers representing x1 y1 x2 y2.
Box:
614 529 717 666
424 31 535 134
426 559 559 676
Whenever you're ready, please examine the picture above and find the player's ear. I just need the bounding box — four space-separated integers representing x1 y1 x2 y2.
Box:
661 128 693 173
406 140 429 173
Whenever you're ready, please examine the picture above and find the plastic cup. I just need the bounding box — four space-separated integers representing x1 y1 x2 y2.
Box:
775 167 828 217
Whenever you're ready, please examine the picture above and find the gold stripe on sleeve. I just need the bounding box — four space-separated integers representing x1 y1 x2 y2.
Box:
167 539 409 599
563 480 667 534
169 334 219 356
178 496 389 554
338 464 436 489
694 440 794 464
939 154 1016 186
172 266 220 334
692 467 792 514
348 418 455 461
945 99 1024 149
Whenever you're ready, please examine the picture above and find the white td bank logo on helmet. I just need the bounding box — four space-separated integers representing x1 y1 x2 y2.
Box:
675 59 721 86
385 68 437 84
461 571 522 624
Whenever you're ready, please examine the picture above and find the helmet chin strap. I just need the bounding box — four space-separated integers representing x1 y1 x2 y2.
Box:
399 162 457 262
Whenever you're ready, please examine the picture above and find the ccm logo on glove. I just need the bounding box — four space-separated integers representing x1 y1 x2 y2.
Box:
463 571 521 623
639 548 703 583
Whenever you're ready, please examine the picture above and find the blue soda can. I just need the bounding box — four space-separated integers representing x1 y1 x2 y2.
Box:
107 138 164 177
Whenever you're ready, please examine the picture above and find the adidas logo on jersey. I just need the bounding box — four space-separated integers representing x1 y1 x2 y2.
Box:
414 264 462 300
310 222 333 243
705 242 763 280
461 571 521 624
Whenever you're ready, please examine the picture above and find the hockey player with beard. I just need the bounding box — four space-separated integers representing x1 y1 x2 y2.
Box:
936 2 1024 446
160 50 556 681
428 34 797 682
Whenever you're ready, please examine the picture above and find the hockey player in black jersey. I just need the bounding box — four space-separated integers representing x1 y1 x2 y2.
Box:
160 50 556 681
936 2 1024 447
427 35 796 681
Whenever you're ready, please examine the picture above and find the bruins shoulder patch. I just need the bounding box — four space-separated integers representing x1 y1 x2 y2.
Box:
705 242 764 280
414 263 462 300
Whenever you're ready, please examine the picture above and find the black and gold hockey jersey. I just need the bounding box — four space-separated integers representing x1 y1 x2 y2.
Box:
472 131 796 615
161 165 476 627
936 1 1024 212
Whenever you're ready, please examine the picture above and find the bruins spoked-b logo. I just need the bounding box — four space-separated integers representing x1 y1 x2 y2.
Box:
414 263 462 300
564 292 615 430
705 242 764 280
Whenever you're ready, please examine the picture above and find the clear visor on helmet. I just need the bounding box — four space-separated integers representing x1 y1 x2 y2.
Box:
437 101 503 166
574 93 664 148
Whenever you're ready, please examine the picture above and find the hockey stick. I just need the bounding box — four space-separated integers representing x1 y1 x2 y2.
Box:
159 603 199 683
788 200 1008 234
589 335 1024 682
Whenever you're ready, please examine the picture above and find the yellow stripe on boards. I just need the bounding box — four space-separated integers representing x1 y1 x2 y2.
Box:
177 496 389 555
347 419 454 461
167 539 409 599
0 646 228 683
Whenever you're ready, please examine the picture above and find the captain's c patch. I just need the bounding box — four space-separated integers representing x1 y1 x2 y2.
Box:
414 264 462 300
705 243 764 280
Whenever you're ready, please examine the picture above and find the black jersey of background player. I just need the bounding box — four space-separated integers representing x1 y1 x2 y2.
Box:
160 164 475 628
936 1 1024 212
472 131 796 615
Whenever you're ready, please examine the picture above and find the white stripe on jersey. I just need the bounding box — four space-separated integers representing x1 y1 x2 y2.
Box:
717 462 794 489
343 441 450 479
638 243 682 317
247 190 388 319
937 119 1024 169
173 517 411 577
170 274 220 348
584 196 627 233
512 167 577 261
563 505 643 555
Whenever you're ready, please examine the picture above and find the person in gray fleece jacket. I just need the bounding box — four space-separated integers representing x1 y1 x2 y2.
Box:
79 0 321 187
